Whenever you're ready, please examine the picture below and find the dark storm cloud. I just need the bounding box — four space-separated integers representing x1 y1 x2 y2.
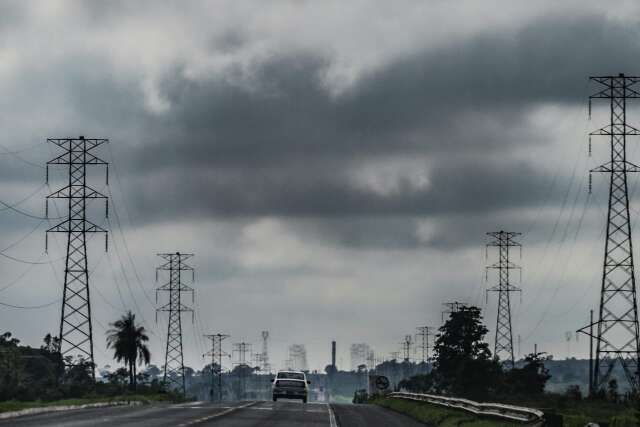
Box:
41 12 640 248
134 13 640 164
128 153 548 222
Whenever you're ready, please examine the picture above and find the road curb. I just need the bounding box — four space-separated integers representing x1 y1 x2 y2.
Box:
0 400 144 420
328 404 338 427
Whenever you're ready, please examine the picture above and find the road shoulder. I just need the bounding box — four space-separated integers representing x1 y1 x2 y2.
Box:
331 403 428 427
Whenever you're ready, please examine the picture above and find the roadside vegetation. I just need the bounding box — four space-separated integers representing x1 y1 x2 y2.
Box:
372 397 517 427
371 306 640 427
0 394 172 414
0 311 183 411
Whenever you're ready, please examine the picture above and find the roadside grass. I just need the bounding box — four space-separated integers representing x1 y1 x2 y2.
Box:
373 396 638 427
0 394 172 414
494 395 636 427
372 397 519 427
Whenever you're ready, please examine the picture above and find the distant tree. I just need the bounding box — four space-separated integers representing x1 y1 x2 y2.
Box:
104 367 129 386
503 353 551 395
398 374 434 393
565 384 582 400
324 364 337 376
106 311 151 391
184 366 195 379
432 306 501 398
63 355 94 385
145 364 161 380
41 333 61 354
607 379 619 403
0 332 22 400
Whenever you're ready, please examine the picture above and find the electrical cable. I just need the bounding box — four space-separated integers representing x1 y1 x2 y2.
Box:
104 149 167 348
0 299 60 309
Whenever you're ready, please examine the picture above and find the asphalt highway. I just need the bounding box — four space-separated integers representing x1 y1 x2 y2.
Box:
0 400 427 426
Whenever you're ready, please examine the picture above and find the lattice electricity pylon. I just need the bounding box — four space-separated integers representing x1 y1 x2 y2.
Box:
260 331 271 373
400 335 413 362
156 252 194 396
204 333 230 401
441 301 468 323
415 326 435 363
582 74 640 393
485 231 522 369
233 342 252 399
45 136 109 380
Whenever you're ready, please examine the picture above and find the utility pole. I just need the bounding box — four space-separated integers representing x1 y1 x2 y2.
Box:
233 342 251 399
582 74 640 393
441 301 468 323
415 326 434 364
46 136 109 380
204 333 229 401
331 341 336 370
261 331 270 373
486 231 522 369
156 252 194 396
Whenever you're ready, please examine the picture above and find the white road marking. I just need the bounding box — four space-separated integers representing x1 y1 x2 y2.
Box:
174 401 206 408
328 404 337 427
178 401 257 426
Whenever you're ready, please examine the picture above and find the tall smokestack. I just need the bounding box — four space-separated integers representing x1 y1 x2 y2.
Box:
332 341 336 369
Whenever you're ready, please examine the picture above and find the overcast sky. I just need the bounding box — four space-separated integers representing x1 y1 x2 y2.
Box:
1 0 640 373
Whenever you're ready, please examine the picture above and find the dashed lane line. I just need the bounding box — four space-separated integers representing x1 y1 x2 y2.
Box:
178 401 257 426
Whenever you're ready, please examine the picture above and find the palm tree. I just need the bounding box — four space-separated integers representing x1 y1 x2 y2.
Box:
106 311 151 391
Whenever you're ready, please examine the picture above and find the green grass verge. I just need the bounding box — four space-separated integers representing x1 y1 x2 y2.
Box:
0 394 172 414
496 396 636 427
374 396 639 427
372 397 520 427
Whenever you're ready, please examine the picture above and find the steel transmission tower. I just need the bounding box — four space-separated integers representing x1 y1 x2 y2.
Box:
204 333 229 401
233 342 251 399
45 136 109 379
288 344 308 371
261 331 271 373
486 231 522 368
156 252 195 395
401 335 413 362
585 74 640 392
415 326 434 363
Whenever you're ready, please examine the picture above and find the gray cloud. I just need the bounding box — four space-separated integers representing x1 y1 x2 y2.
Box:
0 4 638 369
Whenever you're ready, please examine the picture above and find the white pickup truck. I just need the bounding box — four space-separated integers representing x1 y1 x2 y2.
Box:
271 370 311 403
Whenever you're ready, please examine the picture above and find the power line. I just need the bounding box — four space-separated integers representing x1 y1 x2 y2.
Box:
0 299 60 309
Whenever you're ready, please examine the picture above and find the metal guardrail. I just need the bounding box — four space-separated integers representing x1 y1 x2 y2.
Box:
388 392 545 424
